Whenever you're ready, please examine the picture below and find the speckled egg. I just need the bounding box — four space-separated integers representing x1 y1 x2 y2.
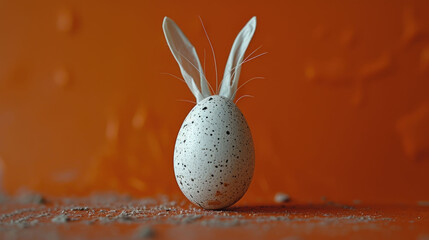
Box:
174 95 255 210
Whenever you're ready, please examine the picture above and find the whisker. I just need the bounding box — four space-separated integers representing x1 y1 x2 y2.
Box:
199 16 219 94
203 49 206 75
177 51 214 94
176 99 196 104
160 72 186 83
207 78 215 95
228 51 267 88
241 52 268 65
177 52 205 79
235 94 254 104
228 46 263 82
234 76 264 96
232 52 268 73
202 49 215 94
243 45 263 63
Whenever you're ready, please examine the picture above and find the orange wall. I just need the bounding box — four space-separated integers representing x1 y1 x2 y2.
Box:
0 0 428 204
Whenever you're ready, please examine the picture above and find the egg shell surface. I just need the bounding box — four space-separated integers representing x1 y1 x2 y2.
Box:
174 95 255 210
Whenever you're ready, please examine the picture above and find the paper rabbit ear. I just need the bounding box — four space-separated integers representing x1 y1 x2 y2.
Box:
163 17 211 102
219 17 256 100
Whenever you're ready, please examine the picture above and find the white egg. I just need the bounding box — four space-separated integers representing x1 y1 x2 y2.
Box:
174 95 255 209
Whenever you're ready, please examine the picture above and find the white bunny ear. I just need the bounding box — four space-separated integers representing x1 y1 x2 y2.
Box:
219 17 256 100
163 17 211 102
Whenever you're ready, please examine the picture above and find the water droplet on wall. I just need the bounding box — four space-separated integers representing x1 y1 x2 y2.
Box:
129 177 146 191
304 65 316 81
401 7 420 45
106 118 119 142
57 8 75 33
53 67 71 88
420 45 429 72
396 103 429 161
132 107 147 130
305 58 349 85
359 54 392 80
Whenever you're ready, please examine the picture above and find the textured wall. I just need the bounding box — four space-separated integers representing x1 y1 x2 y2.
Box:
0 0 428 204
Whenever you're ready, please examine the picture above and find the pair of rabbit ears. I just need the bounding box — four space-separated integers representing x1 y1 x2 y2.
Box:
163 16 256 102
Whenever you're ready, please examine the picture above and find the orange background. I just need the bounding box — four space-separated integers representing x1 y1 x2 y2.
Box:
0 0 428 204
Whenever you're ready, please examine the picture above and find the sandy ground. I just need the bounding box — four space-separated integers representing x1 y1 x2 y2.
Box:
0 193 428 240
